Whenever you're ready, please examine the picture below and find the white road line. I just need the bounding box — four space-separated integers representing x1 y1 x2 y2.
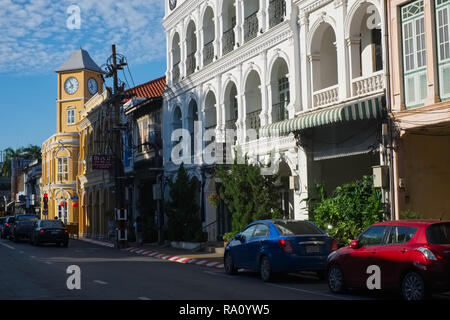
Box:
93 280 108 285
0 242 15 250
266 283 351 300
138 297 152 300
45 261 53 265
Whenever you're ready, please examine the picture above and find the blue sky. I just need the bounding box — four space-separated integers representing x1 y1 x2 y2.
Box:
0 0 166 152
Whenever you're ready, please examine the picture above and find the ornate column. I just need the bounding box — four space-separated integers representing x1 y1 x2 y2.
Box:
235 0 244 47
258 0 267 34
299 13 311 110
334 0 350 100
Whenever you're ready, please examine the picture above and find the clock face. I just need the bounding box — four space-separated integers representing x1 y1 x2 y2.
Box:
88 78 98 95
64 77 79 95
169 0 177 10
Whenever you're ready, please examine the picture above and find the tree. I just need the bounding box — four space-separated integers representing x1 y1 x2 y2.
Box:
22 144 41 160
216 155 281 242
165 164 205 242
1 145 41 177
311 176 384 246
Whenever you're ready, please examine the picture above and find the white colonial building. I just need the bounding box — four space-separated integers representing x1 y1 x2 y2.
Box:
162 0 389 241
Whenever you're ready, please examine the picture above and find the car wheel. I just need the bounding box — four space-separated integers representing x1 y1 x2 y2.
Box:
224 251 237 275
260 256 273 282
328 264 346 293
402 272 427 301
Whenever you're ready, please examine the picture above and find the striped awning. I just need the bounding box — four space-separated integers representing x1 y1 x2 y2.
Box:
260 95 383 137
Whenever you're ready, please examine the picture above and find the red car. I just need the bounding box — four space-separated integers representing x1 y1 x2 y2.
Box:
327 220 450 300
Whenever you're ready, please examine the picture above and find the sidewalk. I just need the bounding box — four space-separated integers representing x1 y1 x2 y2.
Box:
77 238 225 269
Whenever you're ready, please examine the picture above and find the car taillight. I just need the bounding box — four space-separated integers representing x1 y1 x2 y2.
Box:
416 247 439 261
5 223 9 227
330 240 338 252
40 229 45 233
278 240 294 254
64 229 68 233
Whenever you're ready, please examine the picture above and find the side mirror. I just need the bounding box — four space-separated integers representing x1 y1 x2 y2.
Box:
234 233 241 241
350 240 360 249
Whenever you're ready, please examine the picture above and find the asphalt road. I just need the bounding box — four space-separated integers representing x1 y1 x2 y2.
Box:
0 238 448 301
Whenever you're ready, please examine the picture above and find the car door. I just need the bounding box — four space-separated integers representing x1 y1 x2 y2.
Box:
374 226 419 290
344 226 389 288
233 225 257 269
246 223 270 270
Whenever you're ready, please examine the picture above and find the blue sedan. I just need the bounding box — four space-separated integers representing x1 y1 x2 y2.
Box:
224 219 338 282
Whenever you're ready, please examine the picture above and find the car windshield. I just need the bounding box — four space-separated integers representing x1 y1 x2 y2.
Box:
16 215 38 221
426 223 450 245
273 221 323 235
40 220 64 228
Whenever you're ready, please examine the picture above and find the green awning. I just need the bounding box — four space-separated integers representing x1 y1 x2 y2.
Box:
261 95 383 137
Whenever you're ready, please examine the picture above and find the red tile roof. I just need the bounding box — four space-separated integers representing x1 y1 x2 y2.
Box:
126 76 166 99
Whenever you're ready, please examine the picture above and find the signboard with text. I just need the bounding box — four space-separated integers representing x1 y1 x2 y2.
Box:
92 155 114 170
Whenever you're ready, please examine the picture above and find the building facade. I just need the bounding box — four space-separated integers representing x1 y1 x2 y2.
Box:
162 0 390 241
122 77 166 242
388 0 450 219
41 49 105 228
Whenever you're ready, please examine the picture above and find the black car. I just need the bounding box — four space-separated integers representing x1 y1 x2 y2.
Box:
0 217 5 238
30 220 69 247
2 216 15 239
10 214 39 242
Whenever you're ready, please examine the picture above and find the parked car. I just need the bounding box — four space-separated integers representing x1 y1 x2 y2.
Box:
327 220 450 300
10 214 39 242
30 219 69 247
224 219 338 282
2 216 15 239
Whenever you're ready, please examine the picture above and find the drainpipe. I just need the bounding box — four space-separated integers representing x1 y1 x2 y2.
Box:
383 0 396 220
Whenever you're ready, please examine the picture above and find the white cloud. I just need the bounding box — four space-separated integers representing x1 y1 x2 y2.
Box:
0 0 166 75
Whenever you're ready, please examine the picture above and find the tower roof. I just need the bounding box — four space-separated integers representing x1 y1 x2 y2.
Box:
55 49 103 73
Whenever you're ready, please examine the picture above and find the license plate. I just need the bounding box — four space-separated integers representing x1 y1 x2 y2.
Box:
51 231 58 235
306 246 320 254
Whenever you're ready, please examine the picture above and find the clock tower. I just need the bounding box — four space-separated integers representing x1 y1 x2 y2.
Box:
55 49 104 133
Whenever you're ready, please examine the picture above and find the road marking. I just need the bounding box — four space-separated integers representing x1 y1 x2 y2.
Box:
45 261 53 265
93 280 108 285
138 297 152 300
266 283 351 300
0 242 15 250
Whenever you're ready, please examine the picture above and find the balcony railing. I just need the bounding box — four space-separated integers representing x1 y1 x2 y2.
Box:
203 40 214 66
186 52 196 76
313 85 339 108
172 62 180 83
246 110 261 130
223 27 235 55
273 102 289 122
269 0 286 28
244 12 259 43
352 71 384 97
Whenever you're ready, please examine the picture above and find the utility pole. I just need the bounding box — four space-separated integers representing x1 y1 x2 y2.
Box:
105 44 129 249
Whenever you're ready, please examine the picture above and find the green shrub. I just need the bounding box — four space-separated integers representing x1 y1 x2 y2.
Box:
311 176 384 245
165 164 204 242
217 154 281 241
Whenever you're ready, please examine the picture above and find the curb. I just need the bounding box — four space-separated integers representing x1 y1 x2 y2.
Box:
124 247 225 269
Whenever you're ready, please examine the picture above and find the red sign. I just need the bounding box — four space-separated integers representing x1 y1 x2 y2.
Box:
92 155 114 170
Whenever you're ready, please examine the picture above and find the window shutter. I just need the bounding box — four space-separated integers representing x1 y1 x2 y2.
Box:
437 4 450 99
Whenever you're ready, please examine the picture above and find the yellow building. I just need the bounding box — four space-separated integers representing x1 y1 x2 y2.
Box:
77 90 116 239
41 49 105 235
